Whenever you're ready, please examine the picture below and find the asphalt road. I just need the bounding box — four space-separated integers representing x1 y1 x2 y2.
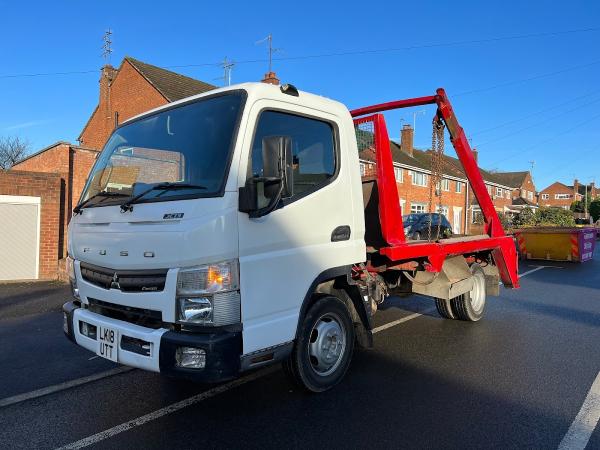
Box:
0 250 599 449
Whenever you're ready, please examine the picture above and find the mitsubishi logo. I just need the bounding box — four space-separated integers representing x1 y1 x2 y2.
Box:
110 273 121 290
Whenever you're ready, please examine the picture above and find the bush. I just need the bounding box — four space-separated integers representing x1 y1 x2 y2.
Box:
590 199 600 222
513 206 575 228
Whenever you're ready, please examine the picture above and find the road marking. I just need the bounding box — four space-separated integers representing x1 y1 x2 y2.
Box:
518 266 546 278
372 312 423 333
0 366 134 408
558 371 600 450
56 366 278 450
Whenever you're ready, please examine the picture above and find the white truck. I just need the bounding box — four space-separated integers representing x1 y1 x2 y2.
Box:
63 82 519 392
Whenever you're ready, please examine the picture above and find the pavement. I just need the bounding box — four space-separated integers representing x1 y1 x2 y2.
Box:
0 250 599 449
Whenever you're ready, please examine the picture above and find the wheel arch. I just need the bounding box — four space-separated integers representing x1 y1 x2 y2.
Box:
295 266 373 348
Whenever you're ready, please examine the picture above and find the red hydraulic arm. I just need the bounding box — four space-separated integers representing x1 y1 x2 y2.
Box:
351 88 519 288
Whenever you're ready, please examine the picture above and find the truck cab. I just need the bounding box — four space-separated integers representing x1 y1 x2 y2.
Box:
64 83 366 390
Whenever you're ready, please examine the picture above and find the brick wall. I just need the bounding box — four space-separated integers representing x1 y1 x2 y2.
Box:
12 143 99 259
361 162 468 234
0 170 63 279
539 182 578 209
79 60 168 150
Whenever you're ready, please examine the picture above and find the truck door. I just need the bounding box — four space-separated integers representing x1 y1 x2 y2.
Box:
237 101 360 355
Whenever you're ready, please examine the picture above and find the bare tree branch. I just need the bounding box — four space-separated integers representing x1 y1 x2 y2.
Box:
0 136 30 169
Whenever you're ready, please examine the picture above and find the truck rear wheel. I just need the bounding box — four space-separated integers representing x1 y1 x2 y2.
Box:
450 263 486 321
434 298 456 319
283 295 355 393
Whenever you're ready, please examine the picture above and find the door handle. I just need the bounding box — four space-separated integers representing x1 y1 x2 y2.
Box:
331 225 351 242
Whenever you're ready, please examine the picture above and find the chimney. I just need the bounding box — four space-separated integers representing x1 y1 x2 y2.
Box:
472 148 478 165
261 71 280 85
574 178 579 197
400 124 414 157
99 64 117 104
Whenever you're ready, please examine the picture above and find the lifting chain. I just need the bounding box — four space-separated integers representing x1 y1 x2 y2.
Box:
427 116 446 242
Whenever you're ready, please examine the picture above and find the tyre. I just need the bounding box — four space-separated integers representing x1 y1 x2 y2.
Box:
284 295 355 392
434 297 456 319
450 263 486 321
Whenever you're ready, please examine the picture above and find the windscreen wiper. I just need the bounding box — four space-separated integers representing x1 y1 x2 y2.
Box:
73 191 129 215
120 182 207 212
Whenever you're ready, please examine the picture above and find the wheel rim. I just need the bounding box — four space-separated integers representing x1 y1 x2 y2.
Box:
308 312 347 377
469 272 486 313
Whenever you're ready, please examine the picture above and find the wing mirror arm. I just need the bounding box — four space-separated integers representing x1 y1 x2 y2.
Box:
239 136 293 219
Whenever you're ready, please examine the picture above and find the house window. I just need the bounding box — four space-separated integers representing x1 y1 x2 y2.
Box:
456 182 463 193
506 190 511 199
400 198 406 213
486 185 492 195
555 193 571 199
496 187 503 197
410 171 427 187
411 202 427 214
360 162 366 176
437 205 449 217
440 179 450 191
394 166 403 182
527 191 533 201
541 193 549 200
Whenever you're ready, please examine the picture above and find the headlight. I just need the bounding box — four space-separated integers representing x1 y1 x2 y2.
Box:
176 260 238 295
176 260 240 326
178 297 213 323
66 255 80 300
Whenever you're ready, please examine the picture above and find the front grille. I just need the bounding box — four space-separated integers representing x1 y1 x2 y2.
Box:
80 262 168 292
87 298 164 329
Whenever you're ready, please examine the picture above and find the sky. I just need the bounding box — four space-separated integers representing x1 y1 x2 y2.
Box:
1 0 599 190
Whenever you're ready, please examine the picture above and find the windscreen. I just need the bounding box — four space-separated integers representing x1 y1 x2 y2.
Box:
80 92 245 206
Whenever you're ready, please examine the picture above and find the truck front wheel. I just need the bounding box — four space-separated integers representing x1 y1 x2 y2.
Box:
284 295 355 392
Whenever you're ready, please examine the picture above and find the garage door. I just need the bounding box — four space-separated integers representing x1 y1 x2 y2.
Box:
0 195 40 280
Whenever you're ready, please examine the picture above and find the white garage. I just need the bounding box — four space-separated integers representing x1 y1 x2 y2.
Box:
0 195 41 281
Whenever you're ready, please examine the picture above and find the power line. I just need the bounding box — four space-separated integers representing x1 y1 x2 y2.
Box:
475 95 600 148
488 110 600 166
453 59 600 97
2 25 599 80
471 89 599 136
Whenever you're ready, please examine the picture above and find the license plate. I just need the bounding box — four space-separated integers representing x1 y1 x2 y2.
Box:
97 325 118 362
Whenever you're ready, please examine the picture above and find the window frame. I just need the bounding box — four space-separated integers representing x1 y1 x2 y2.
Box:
410 202 428 214
247 107 341 208
455 181 463 193
410 171 428 187
394 166 403 182
541 193 549 200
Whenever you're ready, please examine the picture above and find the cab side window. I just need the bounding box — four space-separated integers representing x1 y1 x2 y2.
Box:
250 111 336 198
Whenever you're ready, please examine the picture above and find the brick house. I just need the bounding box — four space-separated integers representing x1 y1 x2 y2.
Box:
359 125 519 234
79 57 216 150
539 179 597 210
1 57 216 280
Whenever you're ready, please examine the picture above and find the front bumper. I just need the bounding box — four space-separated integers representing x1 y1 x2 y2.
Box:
63 301 241 383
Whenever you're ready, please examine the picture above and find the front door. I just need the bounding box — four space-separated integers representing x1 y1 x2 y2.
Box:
453 207 462 234
236 100 361 355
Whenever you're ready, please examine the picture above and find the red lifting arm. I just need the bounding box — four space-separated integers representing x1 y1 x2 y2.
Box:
351 89 519 288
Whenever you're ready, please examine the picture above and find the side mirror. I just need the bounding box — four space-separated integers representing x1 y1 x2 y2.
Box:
262 135 293 199
239 136 293 218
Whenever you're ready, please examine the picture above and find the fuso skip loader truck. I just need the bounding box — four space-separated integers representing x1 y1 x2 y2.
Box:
63 82 519 392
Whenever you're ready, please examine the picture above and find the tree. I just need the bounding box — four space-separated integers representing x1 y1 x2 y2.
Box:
570 198 591 213
590 199 600 222
0 136 30 169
